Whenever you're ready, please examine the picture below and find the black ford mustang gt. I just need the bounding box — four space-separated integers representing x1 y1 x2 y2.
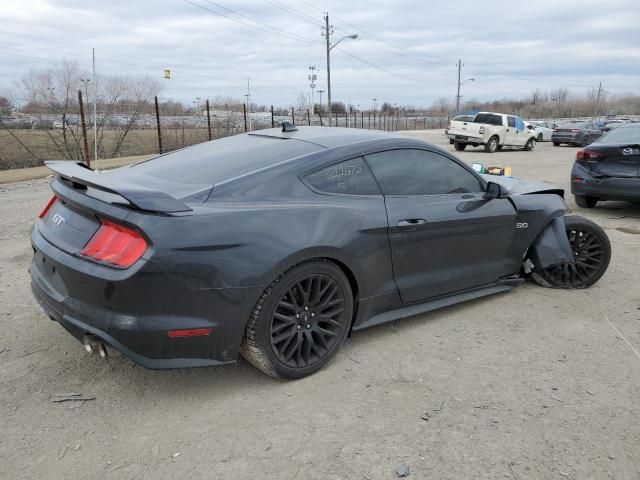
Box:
30 125 611 378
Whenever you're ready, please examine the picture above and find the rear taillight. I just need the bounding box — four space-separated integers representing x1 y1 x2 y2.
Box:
570 128 581 133
576 149 603 161
39 195 58 219
80 218 147 268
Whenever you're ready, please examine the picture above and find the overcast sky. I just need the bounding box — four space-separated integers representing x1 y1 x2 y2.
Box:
1 0 639 108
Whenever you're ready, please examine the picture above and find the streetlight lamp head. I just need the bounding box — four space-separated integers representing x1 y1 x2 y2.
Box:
469 78 476 82
348 34 358 39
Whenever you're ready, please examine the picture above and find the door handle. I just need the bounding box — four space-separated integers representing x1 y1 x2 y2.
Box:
397 218 427 229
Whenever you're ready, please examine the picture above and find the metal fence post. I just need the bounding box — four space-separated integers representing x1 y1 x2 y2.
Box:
307 109 311 125
291 107 295 125
271 105 274 127
206 100 212 141
78 89 90 167
154 96 163 154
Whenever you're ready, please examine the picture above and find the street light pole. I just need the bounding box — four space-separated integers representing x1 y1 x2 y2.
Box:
324 12 357 126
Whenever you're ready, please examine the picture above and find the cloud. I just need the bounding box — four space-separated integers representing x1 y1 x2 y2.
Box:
0 0 638 107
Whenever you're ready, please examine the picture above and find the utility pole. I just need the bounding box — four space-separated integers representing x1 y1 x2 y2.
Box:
324 13 333 125
317 90 325 115
92 48 97 164
244 78 252 131
596 82 603 104
308 65 317 112
456 58 462 113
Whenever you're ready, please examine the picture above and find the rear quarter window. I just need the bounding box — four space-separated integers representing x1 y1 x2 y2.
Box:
304 157 381 195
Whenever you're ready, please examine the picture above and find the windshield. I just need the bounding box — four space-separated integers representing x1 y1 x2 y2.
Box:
595 125 640 144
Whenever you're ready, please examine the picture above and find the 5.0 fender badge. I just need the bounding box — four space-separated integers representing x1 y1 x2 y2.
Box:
516 222 528 229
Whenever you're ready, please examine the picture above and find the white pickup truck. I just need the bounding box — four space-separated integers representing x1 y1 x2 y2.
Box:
447 112 538 153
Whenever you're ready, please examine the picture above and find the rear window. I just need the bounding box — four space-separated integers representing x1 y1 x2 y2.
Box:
129 134 323 185
596 125 640 144
473 114 502 126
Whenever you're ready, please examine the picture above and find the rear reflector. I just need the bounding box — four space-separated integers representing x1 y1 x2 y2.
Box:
576 149 603 161
167 328 213 338
80 218 147 268
39 195 58 219
571 177 585 183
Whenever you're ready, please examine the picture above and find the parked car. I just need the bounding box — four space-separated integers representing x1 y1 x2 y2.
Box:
527 121 554 142
552 121 602 147
448 112 538 152
31 126 611 379
601 120 627 133
571 122 640 208
445 114 476 144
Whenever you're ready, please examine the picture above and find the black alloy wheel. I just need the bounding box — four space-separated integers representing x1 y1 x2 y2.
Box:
531 216 611 289
241 260 353 379
270 274 347 369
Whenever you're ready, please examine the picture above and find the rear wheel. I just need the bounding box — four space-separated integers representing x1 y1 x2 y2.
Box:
574 194 598 208
581 136 590 147
530 215 610 289
553 141 560 146
537 133 543 142
241 260 353 379
453 141 467 151
449 138 454 145
524 138 535 151
484 136 499 153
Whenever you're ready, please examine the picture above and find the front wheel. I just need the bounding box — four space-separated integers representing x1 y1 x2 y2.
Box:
453 141 467 151
524 138 535 151
241 260 353 379
537 133 543 142
530 215 611 289
552 141 560 146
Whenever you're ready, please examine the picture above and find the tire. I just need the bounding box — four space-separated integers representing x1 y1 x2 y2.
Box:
574 194 598 208
241 260 353 379
453 141 467 151
552 141 560 146
523 138 535 151
537 133 543 142
497 145 503 151
581 136 590 147
484 136 499 153
449 138 454 145
530 215 611 289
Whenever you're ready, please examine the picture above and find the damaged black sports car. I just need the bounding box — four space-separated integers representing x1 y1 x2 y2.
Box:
30 126 611 378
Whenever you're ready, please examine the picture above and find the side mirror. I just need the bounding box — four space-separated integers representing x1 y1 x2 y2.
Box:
484 181 507 199
527 125 534 130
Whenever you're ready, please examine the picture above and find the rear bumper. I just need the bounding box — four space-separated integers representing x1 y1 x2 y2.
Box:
552 133 581 143
449 133 485 144
30 225 262 369
571 163 640 201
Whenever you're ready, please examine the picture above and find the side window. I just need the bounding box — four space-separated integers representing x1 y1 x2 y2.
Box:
365 149 484 196
507 116 516 128
304 157 380 195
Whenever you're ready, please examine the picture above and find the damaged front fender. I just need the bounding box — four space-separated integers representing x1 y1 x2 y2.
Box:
528 216 575 269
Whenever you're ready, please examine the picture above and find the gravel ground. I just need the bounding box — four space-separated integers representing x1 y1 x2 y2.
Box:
1 131 639 480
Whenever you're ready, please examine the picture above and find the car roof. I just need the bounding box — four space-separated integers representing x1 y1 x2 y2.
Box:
247 126 400 149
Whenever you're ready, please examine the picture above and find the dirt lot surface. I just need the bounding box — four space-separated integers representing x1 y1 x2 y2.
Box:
1 131 639 480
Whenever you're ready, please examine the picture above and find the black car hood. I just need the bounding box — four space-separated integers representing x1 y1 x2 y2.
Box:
481 174 564 196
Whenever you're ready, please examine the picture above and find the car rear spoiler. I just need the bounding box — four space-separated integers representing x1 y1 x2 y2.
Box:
45 161 194 213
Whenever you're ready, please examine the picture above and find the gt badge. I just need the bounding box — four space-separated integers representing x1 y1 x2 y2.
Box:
52 213 65 226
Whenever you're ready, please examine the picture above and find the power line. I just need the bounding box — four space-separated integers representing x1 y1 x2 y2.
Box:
263 0 324 27
183 0 319 45
333 47 421 83
201 0 320 44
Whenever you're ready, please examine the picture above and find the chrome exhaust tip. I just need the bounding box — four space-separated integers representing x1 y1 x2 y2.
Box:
83 335 107 359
